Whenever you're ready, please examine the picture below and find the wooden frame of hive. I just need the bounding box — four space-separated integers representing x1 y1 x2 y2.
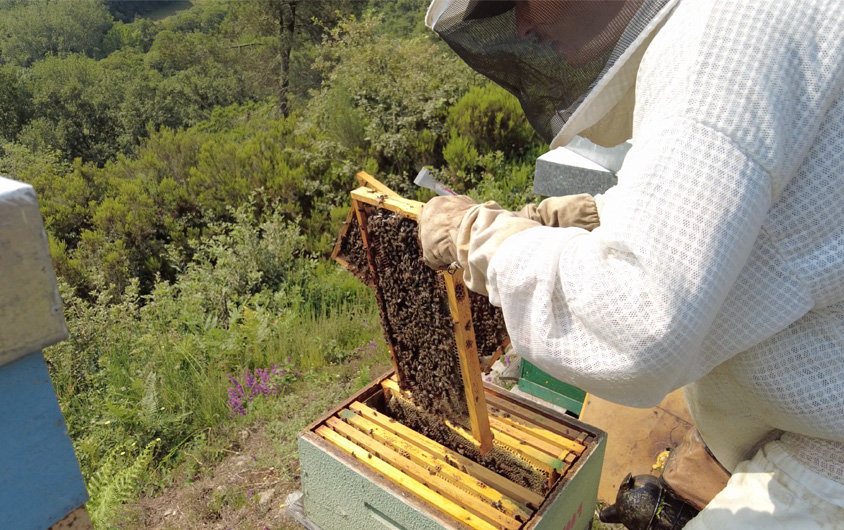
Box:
332 172 510 370
300 370 606 530
332 172 508 453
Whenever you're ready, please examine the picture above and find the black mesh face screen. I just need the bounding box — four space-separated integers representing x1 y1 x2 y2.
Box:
430 0 669 143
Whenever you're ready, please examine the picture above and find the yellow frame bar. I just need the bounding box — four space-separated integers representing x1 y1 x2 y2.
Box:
316 426 499 530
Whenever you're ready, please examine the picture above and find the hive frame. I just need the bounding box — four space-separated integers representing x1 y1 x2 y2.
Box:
331 173 510 372
343 172 494 453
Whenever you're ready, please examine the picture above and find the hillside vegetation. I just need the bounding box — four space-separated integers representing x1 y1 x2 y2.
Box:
0 1 545 527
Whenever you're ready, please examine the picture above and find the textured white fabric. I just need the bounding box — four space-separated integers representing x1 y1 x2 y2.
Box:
684 441 844 529
484 0 844 484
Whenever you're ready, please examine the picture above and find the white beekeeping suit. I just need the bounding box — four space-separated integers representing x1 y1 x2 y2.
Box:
424 0 844 526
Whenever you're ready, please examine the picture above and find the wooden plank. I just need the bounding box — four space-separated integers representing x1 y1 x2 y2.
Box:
316 426 499 530
355 171 401 197
485 393 587 446
442 272 494 455
489 416 571 461
352 199 401 381
382 380 575 477
380 376 403 395
379 382 557 502
488 427 566 474
351 186 423 220
326 418 522 530
380 380 487 461
339 411 531 522
491 414 586 456
333 254 350 269
348 402 545 508
302 368 391 434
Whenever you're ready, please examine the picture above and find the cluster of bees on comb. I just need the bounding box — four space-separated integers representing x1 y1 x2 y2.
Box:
334 192 508 423
365 209 469 419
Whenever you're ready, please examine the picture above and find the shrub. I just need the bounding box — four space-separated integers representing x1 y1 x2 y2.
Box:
447 83 541 160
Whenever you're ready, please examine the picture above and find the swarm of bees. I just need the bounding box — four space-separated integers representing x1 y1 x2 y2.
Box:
469 291 509 361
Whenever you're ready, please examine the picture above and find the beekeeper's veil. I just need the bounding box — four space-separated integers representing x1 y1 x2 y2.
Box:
426 0 677 147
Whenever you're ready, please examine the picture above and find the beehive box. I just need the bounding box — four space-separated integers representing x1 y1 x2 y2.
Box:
299 372 605 530
299 172 605 530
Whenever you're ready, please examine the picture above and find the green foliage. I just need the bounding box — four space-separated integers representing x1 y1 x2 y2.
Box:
447 83 541 159
101 19 159 54
106 0 192 23
21 54 119 162
0 65 30 139
365 0 429 37
443 131 479 176
305 15 481 196
86 439 159 527
0 0 114 66
145 30 214 75
468 153 541 210
160 0 232 34
0 143 103 243
0 2 254 164
45 201 384 499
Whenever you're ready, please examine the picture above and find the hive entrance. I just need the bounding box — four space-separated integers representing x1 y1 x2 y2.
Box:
332 172 510 453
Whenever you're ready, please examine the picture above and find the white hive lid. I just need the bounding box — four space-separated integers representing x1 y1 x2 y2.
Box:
0 176 67 368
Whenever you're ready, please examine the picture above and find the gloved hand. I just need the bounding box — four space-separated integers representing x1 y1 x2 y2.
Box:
516 194 600 231
419 196 540 295
418 195 476 270
419 194 601 295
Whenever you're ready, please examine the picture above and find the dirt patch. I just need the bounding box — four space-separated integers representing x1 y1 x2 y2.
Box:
117 427 302 530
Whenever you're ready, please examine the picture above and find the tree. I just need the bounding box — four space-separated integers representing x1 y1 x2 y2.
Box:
0 65 30 139
236 0 357 117
0 0 113 66
21 54 120 163
273 0 295 118
306 16 480 181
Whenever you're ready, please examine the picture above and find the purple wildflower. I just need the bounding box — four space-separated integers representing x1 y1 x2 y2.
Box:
226 363 290 416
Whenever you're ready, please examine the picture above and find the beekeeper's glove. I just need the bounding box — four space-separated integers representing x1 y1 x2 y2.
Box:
516 194 600 230
419 194 599 296
418 194 477 269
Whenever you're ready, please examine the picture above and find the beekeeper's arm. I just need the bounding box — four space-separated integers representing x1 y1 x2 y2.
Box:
421 123 773 407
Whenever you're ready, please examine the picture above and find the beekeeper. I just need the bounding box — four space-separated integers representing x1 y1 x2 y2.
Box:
420 0 844 527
